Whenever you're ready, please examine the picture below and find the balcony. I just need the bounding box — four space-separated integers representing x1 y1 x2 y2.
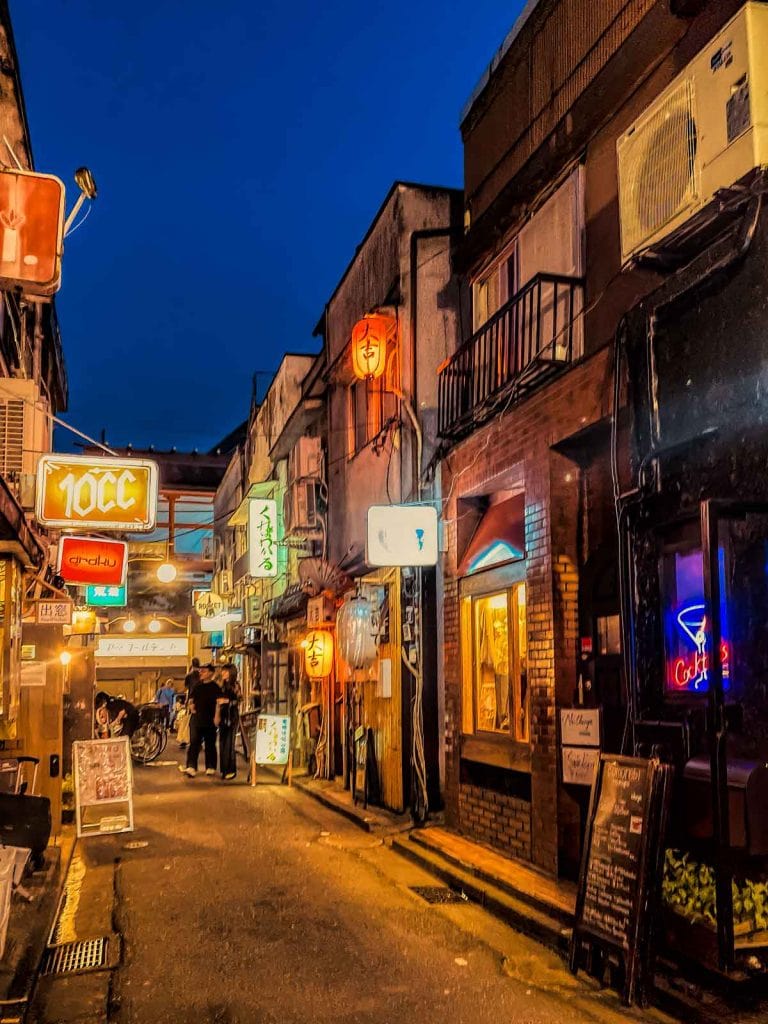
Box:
438 273 584 441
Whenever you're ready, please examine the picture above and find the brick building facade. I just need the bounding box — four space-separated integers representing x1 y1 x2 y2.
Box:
437 0 749 880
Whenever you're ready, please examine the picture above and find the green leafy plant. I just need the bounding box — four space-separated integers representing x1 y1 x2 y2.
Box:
662 849 768 933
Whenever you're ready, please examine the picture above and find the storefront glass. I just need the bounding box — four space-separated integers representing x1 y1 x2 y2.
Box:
463 584 528 741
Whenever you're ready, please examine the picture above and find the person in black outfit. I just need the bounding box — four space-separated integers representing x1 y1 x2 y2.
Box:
216 665 241 781
178 658 200 750
95 692 139 739
179 664 221 777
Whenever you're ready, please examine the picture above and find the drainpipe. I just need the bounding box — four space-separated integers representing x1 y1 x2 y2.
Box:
405 223 460 822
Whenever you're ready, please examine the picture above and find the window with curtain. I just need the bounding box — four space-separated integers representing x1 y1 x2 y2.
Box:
461 584 528 742
471 168 584 359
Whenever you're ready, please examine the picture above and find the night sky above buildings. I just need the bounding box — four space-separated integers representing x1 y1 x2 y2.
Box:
12 0 524 452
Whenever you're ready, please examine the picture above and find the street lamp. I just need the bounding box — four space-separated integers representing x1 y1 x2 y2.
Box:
59 650 72 666
148 618 162 634
123 618 136 633
156 562 177 583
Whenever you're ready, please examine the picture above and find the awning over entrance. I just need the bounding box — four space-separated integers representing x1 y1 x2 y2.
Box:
459 493 525 576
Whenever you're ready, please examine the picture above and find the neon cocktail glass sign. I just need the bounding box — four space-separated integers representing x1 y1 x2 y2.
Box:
668 603 730 692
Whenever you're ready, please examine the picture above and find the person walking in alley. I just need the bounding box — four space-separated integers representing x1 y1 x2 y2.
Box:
177 658 200 750
179 664 221 777
216 664 241 780
155 677 177 728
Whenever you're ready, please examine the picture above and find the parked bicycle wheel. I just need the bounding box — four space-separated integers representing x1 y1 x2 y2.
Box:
130 724 164 764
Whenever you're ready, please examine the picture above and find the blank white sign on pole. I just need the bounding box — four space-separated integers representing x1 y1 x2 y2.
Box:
366 504 438 567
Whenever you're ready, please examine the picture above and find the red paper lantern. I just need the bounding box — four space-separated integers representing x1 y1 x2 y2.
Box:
351 314 395 381
304 629 334 678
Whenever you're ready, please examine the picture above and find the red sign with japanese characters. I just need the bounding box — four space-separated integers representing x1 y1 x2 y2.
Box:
0 169 65 295
57 536 128 587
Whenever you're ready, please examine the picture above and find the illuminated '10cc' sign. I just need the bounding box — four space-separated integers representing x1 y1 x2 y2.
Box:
59 469 137 520
36 455 159 532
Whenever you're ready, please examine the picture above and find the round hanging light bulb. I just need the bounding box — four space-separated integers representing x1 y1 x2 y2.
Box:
59 650 72 666
148 618 162 633
157 562 177 583
123 618 136 633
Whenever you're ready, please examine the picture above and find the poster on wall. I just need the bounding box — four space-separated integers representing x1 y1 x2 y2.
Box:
73 737 134 838
254 715 290 765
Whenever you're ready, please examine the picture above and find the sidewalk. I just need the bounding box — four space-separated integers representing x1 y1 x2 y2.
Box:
392 826 575 952
0 828 76 1022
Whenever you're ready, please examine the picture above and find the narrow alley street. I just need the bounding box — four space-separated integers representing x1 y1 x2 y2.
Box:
30 766 672 1024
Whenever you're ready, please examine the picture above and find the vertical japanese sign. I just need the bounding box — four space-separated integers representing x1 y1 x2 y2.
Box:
247 498 278 578
254 715 290 765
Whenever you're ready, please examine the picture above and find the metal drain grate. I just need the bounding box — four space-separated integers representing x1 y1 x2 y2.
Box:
43 937 109 975
410 885 468 905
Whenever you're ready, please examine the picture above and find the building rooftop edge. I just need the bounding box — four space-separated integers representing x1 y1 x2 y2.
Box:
459 0 542 128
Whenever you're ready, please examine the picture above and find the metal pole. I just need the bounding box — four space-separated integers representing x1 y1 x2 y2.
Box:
701 499 734 972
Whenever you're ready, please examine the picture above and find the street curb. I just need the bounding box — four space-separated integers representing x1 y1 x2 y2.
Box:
290 775 409 834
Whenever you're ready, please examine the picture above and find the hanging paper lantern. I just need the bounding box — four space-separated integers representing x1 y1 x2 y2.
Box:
351 314 395 381
304 629 334 678
337 595 378 669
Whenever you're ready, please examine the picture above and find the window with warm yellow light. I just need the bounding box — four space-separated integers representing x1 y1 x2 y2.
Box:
461 584 528 742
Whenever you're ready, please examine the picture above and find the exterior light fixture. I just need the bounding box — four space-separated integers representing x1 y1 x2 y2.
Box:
59 650 72 666
304 629 334 678
351 313 395 381
123 618 136 633
148 618 162 634
156 562 177 583
337 594 378 669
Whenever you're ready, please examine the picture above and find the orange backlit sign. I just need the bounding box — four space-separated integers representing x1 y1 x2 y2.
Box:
57 536 128 587
0 168 65 295
36 455 158 532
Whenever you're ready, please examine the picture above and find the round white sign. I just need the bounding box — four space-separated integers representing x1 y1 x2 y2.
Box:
194 591 225 617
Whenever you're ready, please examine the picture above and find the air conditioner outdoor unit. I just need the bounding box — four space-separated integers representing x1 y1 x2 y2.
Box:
617 2 768 264
289 436 322 483
0 378 50 497
283 480 318 534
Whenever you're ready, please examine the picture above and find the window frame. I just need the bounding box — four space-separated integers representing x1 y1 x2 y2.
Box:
460 563 529 748
347 377 388 459
471 165 584 335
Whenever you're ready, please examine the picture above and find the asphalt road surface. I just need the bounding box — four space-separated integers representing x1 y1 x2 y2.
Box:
43 763 673 1024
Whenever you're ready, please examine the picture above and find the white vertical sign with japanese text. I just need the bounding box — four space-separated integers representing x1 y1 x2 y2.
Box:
247 498 278 578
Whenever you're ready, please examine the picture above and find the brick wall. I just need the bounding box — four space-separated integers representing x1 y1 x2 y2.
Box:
441 347 612 876
457 783 532 861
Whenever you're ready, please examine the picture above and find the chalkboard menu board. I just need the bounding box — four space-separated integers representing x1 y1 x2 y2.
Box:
570 755 671 1006
581 758 653 950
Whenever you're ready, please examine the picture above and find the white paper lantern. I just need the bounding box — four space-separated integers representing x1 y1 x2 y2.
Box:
337 595 378 669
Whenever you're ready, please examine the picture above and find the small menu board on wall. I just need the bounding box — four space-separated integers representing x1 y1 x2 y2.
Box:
569 754 671 1006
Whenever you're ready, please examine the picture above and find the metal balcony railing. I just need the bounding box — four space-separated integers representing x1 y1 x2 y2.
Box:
438 273 584 440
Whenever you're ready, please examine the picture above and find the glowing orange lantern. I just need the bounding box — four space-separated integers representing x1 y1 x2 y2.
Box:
351 314 395 381
304 629 334 678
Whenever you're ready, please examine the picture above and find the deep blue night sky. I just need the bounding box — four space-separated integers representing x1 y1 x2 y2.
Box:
12 1 522 452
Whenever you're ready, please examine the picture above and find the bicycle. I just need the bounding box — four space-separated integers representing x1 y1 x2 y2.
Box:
129 704 168 765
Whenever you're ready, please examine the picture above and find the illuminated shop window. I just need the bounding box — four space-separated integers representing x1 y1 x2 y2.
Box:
461 585 528 741
663 546 730 695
